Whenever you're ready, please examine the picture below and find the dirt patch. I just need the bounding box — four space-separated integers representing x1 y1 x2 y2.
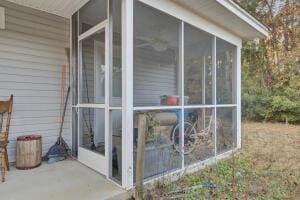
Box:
148 122 300 199
243 122 300 174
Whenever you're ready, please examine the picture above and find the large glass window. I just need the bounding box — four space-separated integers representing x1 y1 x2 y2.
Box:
184 24 213 105
216 38 236 104
133 1 181 107
79 0 107 34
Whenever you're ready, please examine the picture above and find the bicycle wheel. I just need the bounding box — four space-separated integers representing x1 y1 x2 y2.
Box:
170 121 197 154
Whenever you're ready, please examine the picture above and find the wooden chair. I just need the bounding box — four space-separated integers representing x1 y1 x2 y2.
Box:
0 95 13 182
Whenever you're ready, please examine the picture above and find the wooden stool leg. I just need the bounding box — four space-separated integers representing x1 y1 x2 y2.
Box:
1 153 5 182
5 148 9 171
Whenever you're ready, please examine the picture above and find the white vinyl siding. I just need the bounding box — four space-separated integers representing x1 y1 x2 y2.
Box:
0 0 70 162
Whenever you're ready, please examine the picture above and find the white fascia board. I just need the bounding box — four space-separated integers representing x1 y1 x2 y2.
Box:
217 0 269 38
139 0 242 47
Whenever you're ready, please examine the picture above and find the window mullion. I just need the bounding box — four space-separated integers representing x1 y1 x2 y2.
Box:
180 21 185 169
212 36 217 157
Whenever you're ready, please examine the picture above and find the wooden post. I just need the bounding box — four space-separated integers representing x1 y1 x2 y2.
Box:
135 114 147 199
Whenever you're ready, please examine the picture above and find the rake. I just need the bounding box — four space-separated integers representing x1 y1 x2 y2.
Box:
44 48 71 163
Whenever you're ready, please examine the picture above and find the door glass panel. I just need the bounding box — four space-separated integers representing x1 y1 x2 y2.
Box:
72 13 78 106
79 108 105 155
72 108 78 156
80 30 106 104
110 0 122 106
111 110 122 182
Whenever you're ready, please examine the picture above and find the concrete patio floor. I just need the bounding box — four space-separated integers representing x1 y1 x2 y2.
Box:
0 160 127 200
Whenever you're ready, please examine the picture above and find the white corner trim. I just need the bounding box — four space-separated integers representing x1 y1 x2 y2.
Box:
0 7 5 29
236 46 242 149
216 0 269 38
122 0 134 190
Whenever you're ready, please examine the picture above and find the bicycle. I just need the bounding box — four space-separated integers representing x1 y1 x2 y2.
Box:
170 111 222 154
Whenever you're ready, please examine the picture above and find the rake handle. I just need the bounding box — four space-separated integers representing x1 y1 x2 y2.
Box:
58 87 70 144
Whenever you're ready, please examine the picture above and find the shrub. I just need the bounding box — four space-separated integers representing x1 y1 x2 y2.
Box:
242 86 300 123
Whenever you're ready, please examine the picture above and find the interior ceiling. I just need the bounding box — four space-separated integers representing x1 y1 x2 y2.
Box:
5 0 89 18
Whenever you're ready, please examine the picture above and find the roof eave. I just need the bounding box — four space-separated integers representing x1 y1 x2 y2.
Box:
217 0 269 38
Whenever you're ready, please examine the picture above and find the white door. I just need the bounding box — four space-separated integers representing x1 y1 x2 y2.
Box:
77 23 109 175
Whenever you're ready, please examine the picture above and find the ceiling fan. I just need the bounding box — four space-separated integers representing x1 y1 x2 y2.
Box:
135 25 171 52
136 36 170 52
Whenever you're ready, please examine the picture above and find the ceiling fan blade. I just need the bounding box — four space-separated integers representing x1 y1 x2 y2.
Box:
136 43 150 48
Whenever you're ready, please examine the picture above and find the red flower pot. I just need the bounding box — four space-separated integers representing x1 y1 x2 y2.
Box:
166 96 178 105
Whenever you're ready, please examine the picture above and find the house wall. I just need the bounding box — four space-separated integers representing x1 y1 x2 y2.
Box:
0 0 71 162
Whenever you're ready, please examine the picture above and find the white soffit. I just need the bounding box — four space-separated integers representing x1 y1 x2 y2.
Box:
171 0 269 39
5 0 90 18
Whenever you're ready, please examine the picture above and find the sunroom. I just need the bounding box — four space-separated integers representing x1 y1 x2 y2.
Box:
0 0 268 191
70 0 268 189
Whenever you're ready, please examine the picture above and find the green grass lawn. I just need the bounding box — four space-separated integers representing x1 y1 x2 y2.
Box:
149 122 300 199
